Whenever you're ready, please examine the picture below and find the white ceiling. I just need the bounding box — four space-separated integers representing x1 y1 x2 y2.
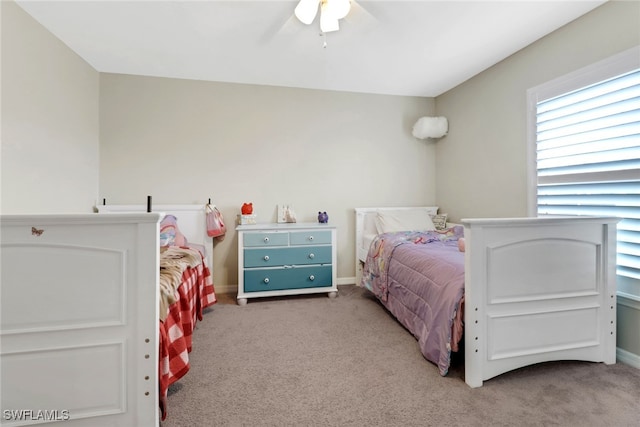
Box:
16 0 607 97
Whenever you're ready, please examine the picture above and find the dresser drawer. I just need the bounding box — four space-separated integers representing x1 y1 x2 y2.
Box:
244 265 333 292
244 246 332 268
290 230 332 245
243 231 289 247
236 223 337 304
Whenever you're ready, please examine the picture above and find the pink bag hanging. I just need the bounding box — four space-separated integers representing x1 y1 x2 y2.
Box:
206 204 226 241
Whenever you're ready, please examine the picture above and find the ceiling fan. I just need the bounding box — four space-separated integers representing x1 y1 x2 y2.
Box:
294 0 352 33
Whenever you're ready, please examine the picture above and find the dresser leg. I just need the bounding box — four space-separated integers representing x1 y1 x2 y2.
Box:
328 291 337 299
237 298 248 306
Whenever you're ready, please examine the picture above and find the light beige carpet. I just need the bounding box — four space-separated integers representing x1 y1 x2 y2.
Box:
161 285 640 426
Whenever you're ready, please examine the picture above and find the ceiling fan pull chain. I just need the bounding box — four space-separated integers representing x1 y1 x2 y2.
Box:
321 32 327 48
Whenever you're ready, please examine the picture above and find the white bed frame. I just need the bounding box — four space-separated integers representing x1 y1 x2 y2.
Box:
355 208 618 387
1 213 160 426
96 203 214 271
1 205 211 426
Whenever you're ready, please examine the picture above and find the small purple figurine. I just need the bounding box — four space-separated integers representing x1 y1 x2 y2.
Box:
318 211 329 223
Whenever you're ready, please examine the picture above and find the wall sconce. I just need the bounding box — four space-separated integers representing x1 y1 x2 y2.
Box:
412 116 448 139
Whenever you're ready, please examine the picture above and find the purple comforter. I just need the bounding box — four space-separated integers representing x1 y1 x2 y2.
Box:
360 227 465 375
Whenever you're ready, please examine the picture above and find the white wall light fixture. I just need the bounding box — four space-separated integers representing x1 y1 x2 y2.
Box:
412 116 449 139
295 0 351 33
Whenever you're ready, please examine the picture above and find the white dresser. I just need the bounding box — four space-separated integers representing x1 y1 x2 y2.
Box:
236 223 337 305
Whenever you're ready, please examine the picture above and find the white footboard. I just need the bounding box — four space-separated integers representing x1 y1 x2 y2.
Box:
463 217 618 387
1 214 160 426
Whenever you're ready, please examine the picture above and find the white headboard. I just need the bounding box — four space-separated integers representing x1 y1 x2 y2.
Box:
354 207 439 283
96 204 213 269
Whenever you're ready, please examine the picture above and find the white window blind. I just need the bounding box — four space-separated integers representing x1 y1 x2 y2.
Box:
535 68 640 280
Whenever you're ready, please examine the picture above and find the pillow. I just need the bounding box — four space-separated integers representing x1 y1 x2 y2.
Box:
430 213 448 230
363 212 378 237
375 210 436 234
160 214 188 247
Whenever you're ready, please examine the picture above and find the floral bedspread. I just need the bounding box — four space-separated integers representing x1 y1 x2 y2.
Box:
360 226 465 376
361 226 464 302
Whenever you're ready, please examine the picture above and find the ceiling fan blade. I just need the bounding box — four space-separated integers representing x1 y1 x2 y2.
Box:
295 0 320 25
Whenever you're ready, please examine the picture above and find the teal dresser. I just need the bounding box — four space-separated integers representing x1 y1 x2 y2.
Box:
236 223 337 305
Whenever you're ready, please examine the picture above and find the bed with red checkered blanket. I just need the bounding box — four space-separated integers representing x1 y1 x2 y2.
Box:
94 203 219 423
158 247 216 420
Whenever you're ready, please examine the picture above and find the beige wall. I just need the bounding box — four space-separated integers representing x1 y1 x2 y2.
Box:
435 0 640 362
1 1 99 214
99 74 436 289
435 0 640 221
618 299 640 361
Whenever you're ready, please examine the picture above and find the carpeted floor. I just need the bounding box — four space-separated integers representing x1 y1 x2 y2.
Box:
161 285 640 426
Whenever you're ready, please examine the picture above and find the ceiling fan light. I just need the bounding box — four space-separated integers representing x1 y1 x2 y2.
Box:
295 0 320 25
320 1 340 32
320 17 340 32
325 0 351 20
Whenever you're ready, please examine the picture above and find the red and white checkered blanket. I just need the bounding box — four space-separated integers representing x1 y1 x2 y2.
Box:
158 248 216 420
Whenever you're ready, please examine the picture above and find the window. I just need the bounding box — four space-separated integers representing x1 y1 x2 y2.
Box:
527 47 640 281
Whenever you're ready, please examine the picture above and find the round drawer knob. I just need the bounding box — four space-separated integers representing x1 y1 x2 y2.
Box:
264 255 270 261
308 253 315 259
263 278 270 284
309 275 315 281
264 237 270 243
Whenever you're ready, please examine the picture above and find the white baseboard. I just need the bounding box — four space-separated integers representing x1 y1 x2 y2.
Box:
617 347 640 369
